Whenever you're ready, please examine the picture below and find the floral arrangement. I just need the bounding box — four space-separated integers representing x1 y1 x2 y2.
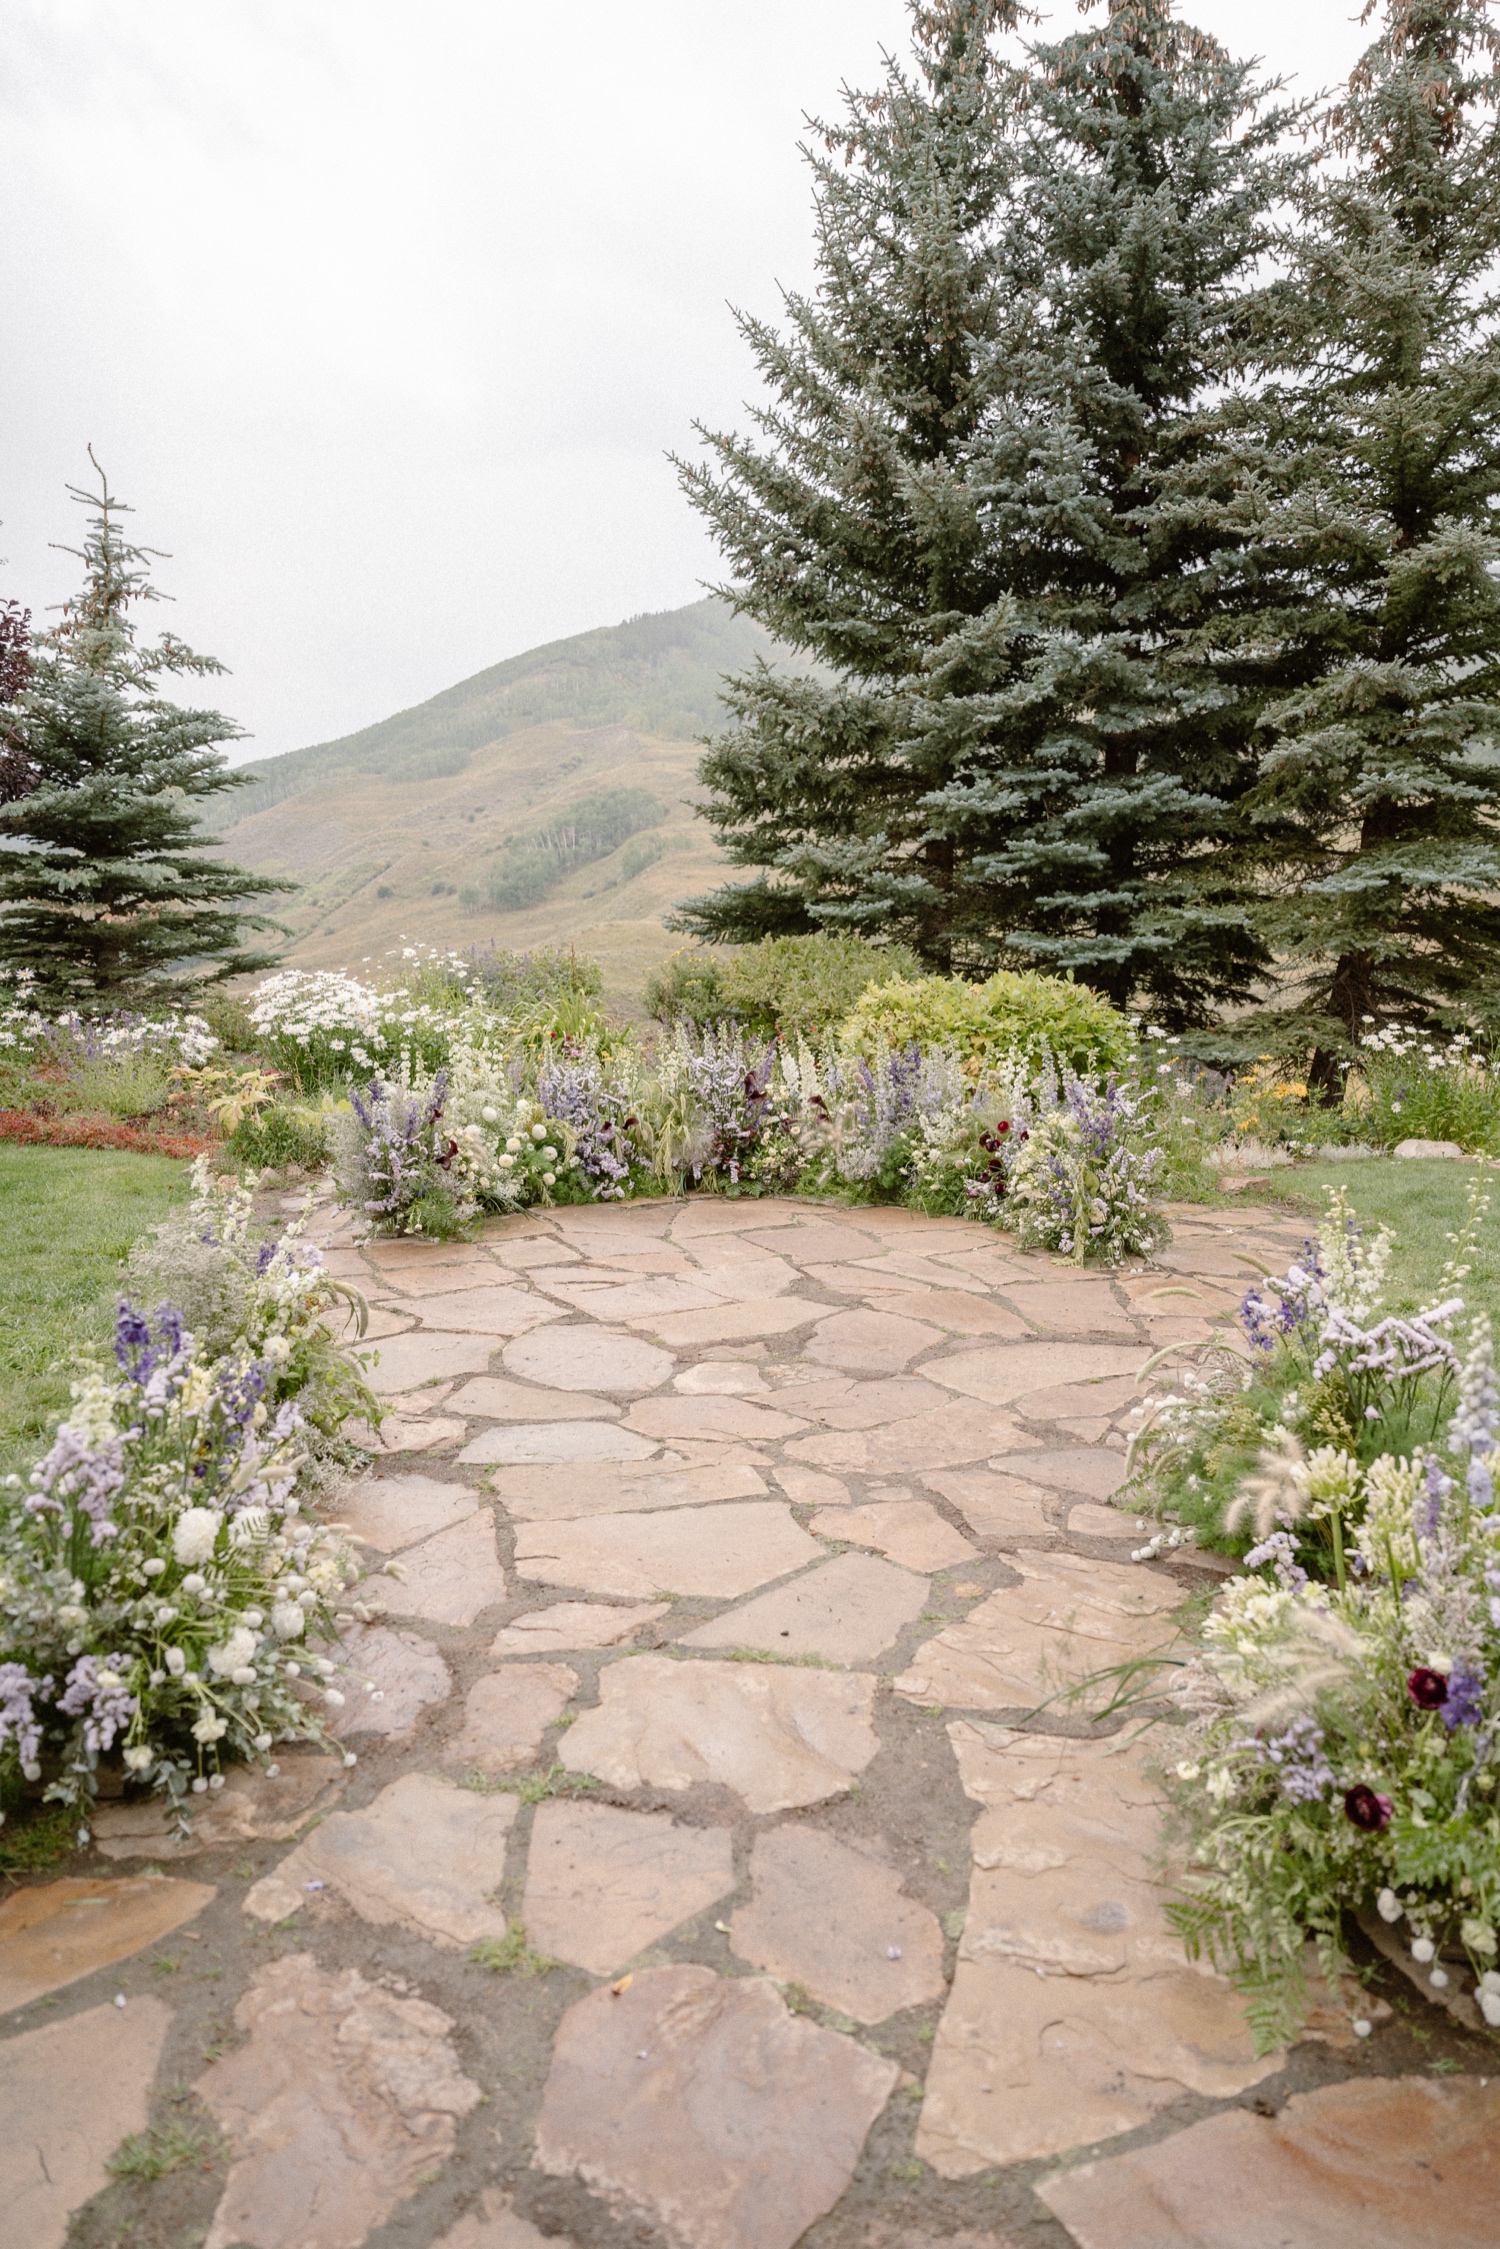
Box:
1164 1318 1500 2047
0 1273 374 1832
1126 1184 1484 1563
1003 1062 1168 1265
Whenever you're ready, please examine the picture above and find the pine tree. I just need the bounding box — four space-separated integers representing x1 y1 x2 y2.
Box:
0 461 291 1007
1244 0 1500 1063
0 598 34 804
674 0 1306 1023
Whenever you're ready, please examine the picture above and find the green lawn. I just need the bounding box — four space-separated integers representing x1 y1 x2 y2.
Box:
0 1145 189 1476
1273 1156 1500 1330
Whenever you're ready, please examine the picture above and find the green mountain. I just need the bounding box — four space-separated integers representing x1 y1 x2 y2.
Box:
223 598 772 826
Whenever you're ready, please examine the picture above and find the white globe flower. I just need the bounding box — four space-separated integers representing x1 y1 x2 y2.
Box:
123 1745 154 1773
530 1123 547 1142
1410 1936 1436 1964
542 1172 556 1187
481 1106 498 1124
206 1627 257 1678
541 1145 557 1161
142 1558 167 1578
173 1509 221 1567
165 1648 187 1677
270 1601 305 1641
262 1335 291 1365
1482 1989 1500 2028
1376 1888 1401 1923
499 1154 515 1169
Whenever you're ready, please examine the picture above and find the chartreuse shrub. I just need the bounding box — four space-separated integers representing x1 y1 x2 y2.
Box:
718 934 922 1041
842 971 1136 1077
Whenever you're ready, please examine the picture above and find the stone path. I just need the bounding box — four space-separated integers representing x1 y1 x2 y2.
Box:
3 1193 1493 2249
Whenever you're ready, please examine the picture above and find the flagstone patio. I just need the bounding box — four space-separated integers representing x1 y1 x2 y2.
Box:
2 1192 1492 2249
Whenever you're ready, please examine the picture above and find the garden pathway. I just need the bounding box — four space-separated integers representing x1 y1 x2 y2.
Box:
3 1193 1496 2249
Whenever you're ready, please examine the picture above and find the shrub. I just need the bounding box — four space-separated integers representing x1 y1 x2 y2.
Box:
228 1101 334 1174
1004 1069 1168 1264
644 950 728 1029
719 933 921 1042
195 991 258 1056
842 971 1136 1076
457 943 603 1015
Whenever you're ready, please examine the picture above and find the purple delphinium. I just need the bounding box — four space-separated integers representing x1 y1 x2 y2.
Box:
1257 1715 1335 1803
28 1425 127 1545
58 1654 136 1753
1442 1664 1487 1731
538 1054 637 1199
0 1662 49 1767
349 1072 451 1221
114 1300 187 1386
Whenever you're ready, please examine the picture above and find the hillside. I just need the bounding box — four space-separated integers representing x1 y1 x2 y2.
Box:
217 600 781 1008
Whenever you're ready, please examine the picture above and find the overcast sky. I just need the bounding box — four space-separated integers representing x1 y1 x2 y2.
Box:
1 1 1372 764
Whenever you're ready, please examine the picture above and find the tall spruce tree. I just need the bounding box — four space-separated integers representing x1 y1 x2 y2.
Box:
0 461 291 1007
1244 0 1500 1063
674 0 1307 1023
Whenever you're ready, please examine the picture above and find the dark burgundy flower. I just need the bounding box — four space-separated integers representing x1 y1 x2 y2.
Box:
1343 1784 1393 1833
1407 1667 1450 1711
996 1119 1011 1134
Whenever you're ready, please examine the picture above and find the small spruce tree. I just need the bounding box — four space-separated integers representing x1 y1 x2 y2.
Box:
673 0 1306 1024
1244 0 1500 1064
0 460 291 1006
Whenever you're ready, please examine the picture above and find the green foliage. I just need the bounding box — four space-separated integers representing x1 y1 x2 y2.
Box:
227 1100 334 1173
673 1 1301 1024
470 1920 558 1976
643 949 728 1028
486 787 665 913
1350 1030 1500 1156
718 933 921 1041
0 1797 76 1874
1239 0 1500 1059
0 1144 187 1479
0 460 291 1004
56 1052 172 1120
195 991 258 1056
842 971 1136 1075
108 2117 222 2181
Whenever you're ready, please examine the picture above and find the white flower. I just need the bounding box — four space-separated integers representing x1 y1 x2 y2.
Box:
542 1172 556 1187
506 1136 522 1153
1481 1990 1500 2028
499 1154 515 1169
173 1509 221 1567
165 1648 187 1677
123 1745 154 1773
1376 1888 1401 1923
270 1601 305 1641
191 1713 229 1743
530 1123 546 1142
262 1335 291 1365
482 1106 498 1124
541 1145 557 1161
142 1558 166 1578
206 1627 257 1678
1410 1936 1436 1964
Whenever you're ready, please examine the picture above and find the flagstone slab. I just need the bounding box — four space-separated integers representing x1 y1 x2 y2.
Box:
533 1963 899 2249
624 1395 812 1443
673 1362 771 1395
559 1653 880 1812
867 1292 1037 1341
745 1220 887 1262
523 1800 735 1974
687 1257 804 1301
336 1470 479 1552
457 1420 661 1464
989 1448 1129 1500
646 1296 827 1347
681 1551 928 1665
198 1954 483 2249
410 1285 566 1336
1036 2074 1500 2249
806 1307 943 1374
514 1501 820 1600
93 1752 348 1859
349 1410 466 1453
921 1468 1058 1542
785 1400 1022 1475
368 1331 497 1396
796 1376 952 1429
1067 1501 1139 1542
926 1341 1150 1407
442 1662 579 1774
0 1874 215 2010
447 1377 621 1420
810 1498 976 1573
330 1623 454 1740
243 1772 517 1945
774 1464 852 1507
491 1460 766 1521
915 1724 1273 2177
503 1326 674 1392
542 1277 728 1321
894 1551 1184 1710
0 1996 171 2249
994 1280 1139 1336
1014 1373 1146 1422
490 1600 670 1653
730 1826 946 2023
371 1509 508 1627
